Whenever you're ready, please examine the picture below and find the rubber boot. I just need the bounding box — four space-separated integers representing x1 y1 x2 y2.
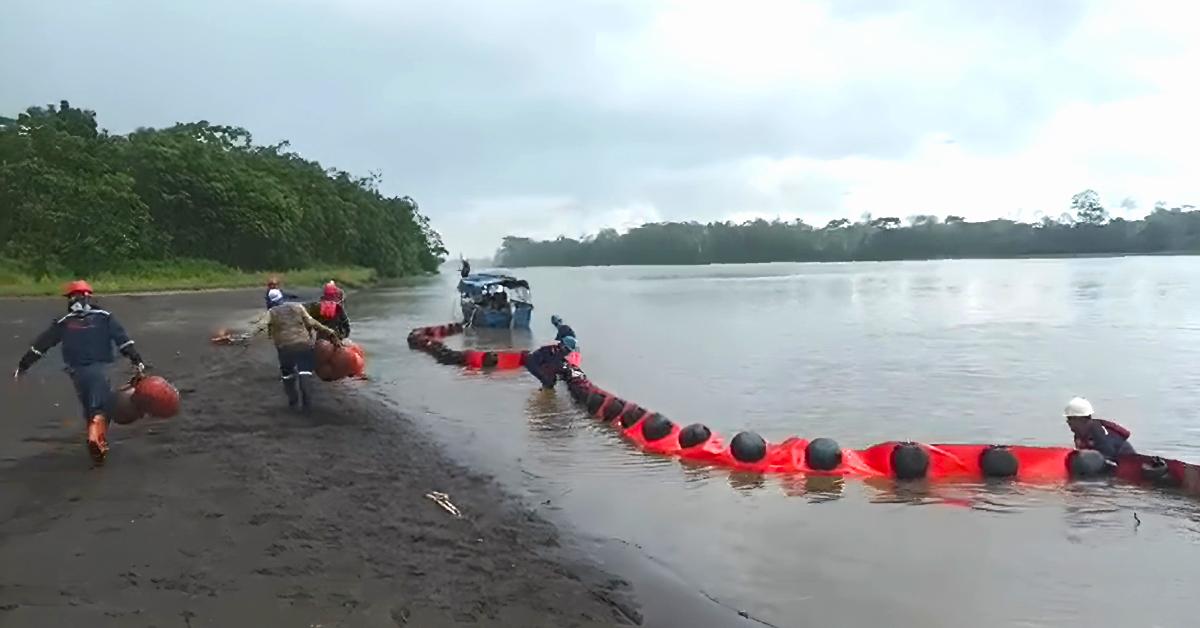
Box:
282 377 300 408
86 415 109 467
297 374 313 412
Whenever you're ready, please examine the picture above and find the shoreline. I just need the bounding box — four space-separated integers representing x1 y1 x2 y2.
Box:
0 290 638 626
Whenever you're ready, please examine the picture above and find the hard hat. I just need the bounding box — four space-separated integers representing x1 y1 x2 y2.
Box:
323 281 339 298
1064 397 1094 418
266 288 284 305
560 336 578 352
551 315 563 326
63 280 93 296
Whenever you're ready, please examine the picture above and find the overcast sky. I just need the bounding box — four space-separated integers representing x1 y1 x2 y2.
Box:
3 0 1197 256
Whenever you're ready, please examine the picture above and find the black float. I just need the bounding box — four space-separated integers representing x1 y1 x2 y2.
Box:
891 442 930 480
979 445 1019 478
602 398 626 422
585 392 606 415
730 431 767 463
641 413 674 442
805 437 842 471
1068 449 1108 478
678 423 712 448
619 406 646 429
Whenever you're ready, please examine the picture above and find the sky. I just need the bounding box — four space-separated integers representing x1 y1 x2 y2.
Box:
2 0 1198 256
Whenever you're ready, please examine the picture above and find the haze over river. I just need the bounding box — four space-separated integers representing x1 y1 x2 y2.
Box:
353 257 1200 627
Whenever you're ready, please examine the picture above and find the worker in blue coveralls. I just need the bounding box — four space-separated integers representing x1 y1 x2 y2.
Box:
13 280 146 466
525 336 577 389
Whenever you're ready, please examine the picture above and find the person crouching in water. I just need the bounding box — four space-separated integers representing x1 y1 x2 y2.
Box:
252 289 339 410
1065 397 1134 462
524 336 577 389
307 281 350 339
13 281 146 466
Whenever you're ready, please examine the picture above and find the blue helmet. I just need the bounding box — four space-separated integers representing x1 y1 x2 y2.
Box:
560 336 577 352
551 314 563 326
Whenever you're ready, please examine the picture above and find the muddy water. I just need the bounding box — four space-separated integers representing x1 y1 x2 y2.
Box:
353 258 1200 628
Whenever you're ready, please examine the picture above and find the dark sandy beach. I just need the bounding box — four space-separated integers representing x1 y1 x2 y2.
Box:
0 291 641 627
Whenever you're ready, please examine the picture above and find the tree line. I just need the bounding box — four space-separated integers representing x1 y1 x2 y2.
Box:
496 191 1199 267
0 101 446 277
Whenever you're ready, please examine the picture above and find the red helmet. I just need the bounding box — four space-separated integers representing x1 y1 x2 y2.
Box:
63 280 93 297
323 281 340 298
266 276 280 289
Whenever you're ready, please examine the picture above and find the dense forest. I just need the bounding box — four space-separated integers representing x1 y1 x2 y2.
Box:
0 101 446 277
496 192 1200 267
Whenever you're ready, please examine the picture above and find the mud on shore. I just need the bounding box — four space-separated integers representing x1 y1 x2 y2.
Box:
0 291 638 627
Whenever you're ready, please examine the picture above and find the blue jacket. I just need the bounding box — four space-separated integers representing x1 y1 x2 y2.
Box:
1076 421 1135 461
526 343 569 374
554 323 576 342
18 307 140 371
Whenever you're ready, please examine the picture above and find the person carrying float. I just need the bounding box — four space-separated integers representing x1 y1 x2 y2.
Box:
1064 396 1135 462
307 281 351 339
524 336 578 389
251 289 340 410
13 280 147 466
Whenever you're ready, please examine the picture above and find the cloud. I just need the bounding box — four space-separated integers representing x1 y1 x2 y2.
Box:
1 0 1197 255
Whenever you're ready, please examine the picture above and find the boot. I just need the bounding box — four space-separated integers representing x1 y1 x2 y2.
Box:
297 374 313 412
86 415 109 466
282 377 300 408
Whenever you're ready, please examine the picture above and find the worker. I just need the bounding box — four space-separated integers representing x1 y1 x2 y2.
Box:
460 258 471 278
263 277 301 309
13 280 146 466
550 315 575 341
524 336 577 389
307 281 351 339
1064 397 1135 462
252 289 339 410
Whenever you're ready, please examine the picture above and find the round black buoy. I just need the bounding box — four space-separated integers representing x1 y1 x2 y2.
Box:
641 413 674 441
890 442 929 480
1068 449 1108 478
585 392 606 415
678 423 711 448
730 431 767 464
619 406 645 429
1140 457 1180 487
601 398 626 422
805 437 842 471
979 445 1019 478
482 352 498 368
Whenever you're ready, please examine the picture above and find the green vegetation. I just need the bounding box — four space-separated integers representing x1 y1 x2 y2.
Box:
497 191 1199 267
0 101 446 295
0 257 374 297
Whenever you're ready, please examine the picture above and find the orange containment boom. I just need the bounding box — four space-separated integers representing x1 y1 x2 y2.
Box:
407 323 581 371
562 369 1200 493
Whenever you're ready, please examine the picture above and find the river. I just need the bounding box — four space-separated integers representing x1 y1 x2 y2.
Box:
350 257 1200 628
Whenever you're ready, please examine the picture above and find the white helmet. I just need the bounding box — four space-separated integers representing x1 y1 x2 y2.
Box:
1064 397 1094 418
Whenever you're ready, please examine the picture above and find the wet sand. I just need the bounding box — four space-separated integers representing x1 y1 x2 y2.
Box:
0 291 640 627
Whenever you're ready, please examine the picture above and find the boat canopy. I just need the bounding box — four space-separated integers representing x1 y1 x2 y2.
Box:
458 273 530 297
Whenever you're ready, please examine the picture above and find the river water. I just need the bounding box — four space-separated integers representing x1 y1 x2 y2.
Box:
351 257 1200 628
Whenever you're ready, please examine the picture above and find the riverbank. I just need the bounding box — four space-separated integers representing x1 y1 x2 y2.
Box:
0 258 378 297
0 291 637 627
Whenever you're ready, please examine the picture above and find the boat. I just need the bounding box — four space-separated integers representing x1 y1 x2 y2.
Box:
457 273 533 329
